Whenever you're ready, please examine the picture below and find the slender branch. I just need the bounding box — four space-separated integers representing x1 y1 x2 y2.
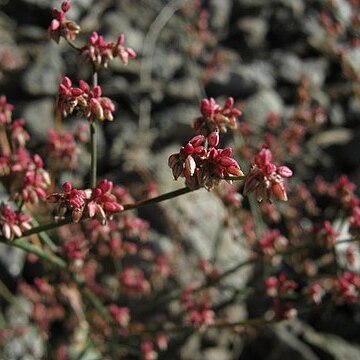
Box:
90 71 98 188
123 186 193 210
65 38 82 52
90 121 97 188
11 238 67 268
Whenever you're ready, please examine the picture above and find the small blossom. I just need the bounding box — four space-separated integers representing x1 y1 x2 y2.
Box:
11 154 51 204
0 203 31 240
87 179 124 225
119 267 150 296
109 304 130 327
11 119 30 149
193 97 241 135
243 145 293 202
81 32 136 69
168 135 243 190
46 129 78 170
48 1 80 43
47 181 90 223
57 77 115 123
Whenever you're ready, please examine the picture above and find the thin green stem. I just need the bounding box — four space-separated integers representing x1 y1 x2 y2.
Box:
90 121 97 188
90 71 98 188
11 238 67 268
123 186 193 210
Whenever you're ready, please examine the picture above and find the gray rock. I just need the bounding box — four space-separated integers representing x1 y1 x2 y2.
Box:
165 78 202 101
243 90 284 126
202 347 232 360
330 103 345 125
332 0 352 27
303 324 360 360
237 17 268 49
2 297 44 360
0 243 25 276
22 43 63 96
303 15 327 50
272 51 303 84
21 98 54 141
209 0 232 33
302 58 328 88
346 47 360 77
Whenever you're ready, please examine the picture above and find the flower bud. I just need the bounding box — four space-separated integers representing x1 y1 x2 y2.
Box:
207 131 219 147
61 0 71 12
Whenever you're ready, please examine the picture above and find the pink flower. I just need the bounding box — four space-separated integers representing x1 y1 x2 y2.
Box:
0 203 32 240
119 267 150 296
87 179 124 225
47 181 90 223
57 77 115 123
46 129 78 170
47 180 124 224
48 1 80 44
11 154 51 204
243 145 293 202
168 135 243 190
193 97 241 135
109 304 130 327
81 32 136 69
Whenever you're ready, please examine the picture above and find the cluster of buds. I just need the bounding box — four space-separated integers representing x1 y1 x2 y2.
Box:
0 203 31 240
58 77 115 123
11 154 51 204
181 285 214 327
304 282 324 304
333 271 360 304
255 229 288 263
109 304 130 327
316 220 339 249
243 145 293 202
81 32 136 69
168 134 243 190
265 273 298 298
11 119 30 149
119 267 150 296
0 95 13 123
48 0 80 44
193 97 241 135
46 129 78 170
18 280 65 338
47 179 123 224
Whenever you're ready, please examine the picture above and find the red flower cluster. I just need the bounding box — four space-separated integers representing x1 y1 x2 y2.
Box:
119 267 150 296
11 153 51 204
58 77 115 123
181 285 214 327
48 0 80 44
265 273 298 298
168 134 243 190
47 179 123 224
81 32 136 69
0 203 31 240
243 145 293 202
109 304 130 327
334 271 360 304
46 129 78 170
193 97 241 135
